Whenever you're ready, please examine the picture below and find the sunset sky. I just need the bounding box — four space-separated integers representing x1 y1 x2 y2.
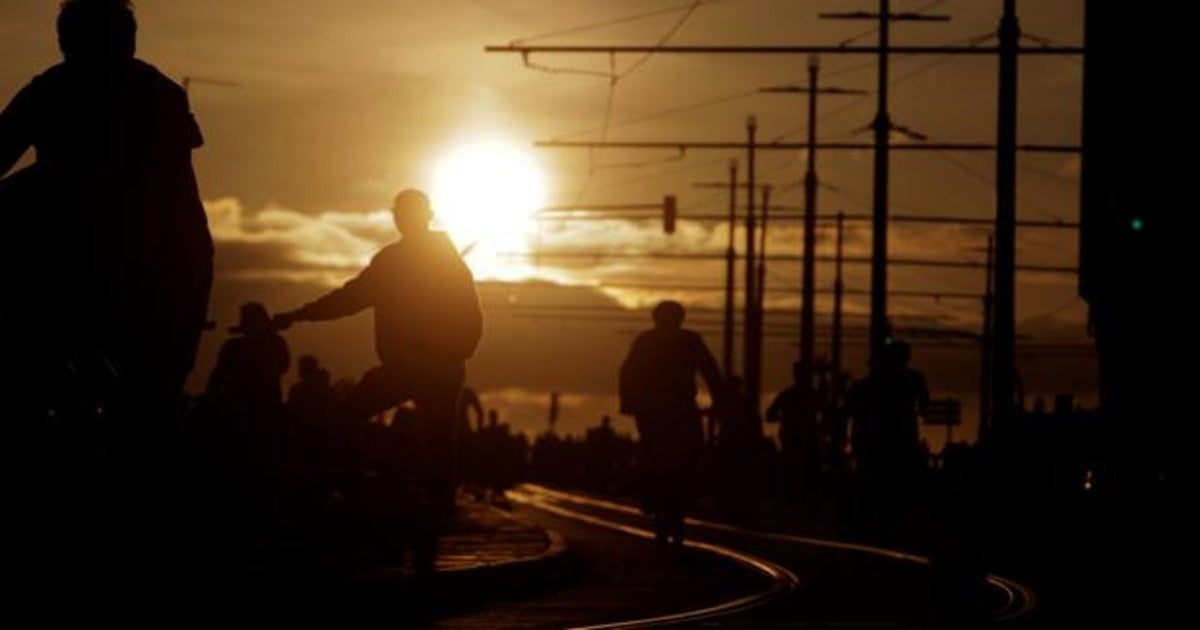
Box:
1 0 1092 442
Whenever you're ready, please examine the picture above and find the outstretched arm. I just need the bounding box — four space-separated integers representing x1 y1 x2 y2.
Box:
276 262 378 328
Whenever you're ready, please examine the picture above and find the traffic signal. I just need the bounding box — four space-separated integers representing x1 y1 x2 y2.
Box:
663 194 677 234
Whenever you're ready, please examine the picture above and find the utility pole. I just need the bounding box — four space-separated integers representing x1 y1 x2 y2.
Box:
745 116 760 408
761 57 868 381
821 1 948 362
756 185 773 416
871 0 894 359
981 234 995 443
832 211 847 396
992 0 1020 434
724 160 738 376
803 56 822 375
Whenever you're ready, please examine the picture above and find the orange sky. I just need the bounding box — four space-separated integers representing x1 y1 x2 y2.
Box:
1 1 1093 440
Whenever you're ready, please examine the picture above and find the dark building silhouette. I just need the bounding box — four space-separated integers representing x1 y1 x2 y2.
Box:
619 300 722 547
274 188 482 573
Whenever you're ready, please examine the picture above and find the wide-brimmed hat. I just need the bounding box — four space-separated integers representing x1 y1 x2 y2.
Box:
230 301 272 334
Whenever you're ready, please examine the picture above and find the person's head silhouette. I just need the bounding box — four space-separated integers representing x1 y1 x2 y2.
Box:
392 188 433 237
57 0 137 65
230 302 273 336
298 355 321 380
887 340 912 368
651 300 686 330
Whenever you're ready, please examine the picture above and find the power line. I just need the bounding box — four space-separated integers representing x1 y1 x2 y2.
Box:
489 44 1083 55
500 250 1077 274
551 88 760 140
539 139 1079 153
567 1 710 202
616 1 705 80
509 0 730 45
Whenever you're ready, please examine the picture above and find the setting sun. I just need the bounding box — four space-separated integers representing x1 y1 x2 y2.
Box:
430 140 547 268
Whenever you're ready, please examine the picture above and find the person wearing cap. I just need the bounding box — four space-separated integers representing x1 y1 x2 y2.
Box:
273 188 482 573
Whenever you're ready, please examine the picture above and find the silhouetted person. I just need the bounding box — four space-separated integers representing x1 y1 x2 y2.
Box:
1 0 214 604
825 370 853 476
848 340 930 519
205 302 290 530
273 188 482 574
286 355 337 497
288 355 336 422
766 361 823 505
619 300 722 547
585 415 619 494
459 385 485 434
207 303 291 415
1 0 213 427
711 375 763 521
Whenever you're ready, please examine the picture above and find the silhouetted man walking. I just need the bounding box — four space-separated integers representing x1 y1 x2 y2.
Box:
274 188 482 572
620 300 722 547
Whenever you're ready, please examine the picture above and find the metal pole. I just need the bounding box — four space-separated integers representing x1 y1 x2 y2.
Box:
724 160 738 376
981 234 995 443
744 116 759 406
869 0 893 362
802 55 820 378
755 185 771 428
992 0 1020 433
832 211 846 394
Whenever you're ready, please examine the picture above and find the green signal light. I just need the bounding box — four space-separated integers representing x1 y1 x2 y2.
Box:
1131 217 1144 232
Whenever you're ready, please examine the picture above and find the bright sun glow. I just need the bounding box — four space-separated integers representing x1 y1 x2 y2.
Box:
431 140 547 277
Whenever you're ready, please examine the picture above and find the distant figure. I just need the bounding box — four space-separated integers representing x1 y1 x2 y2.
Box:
766 361 823 504
585 416 619 494
274 188 482 573
206 303 291 418
849 340 930 510
619 300 722 547
710 375 763 521
287 355 336 420
1 0 213 425
287 355 337 462
458 385 485 434
825 371 854 476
